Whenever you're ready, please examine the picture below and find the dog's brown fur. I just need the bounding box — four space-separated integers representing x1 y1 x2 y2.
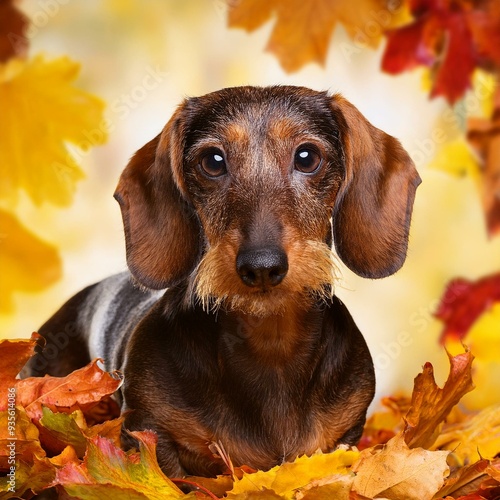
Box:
24 86 420 477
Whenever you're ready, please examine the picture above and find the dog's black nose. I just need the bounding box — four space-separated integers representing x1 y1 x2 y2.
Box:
236 247 288 288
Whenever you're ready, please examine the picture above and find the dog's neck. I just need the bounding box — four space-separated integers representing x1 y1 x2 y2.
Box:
218 304 325 365
173 282 327 364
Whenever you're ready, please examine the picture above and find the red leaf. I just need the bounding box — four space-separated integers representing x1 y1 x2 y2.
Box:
381 0 500 104
382 16 437 73
430 13 477 102
467 4 500 68
435 273 500 344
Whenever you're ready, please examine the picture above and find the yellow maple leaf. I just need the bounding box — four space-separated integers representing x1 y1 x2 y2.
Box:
0 55 107 206
0 209 61 313
227 0 410 72
228 448 358 499
432 404 500 465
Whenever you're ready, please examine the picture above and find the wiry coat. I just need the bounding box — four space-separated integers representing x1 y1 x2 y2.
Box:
24 86 420 477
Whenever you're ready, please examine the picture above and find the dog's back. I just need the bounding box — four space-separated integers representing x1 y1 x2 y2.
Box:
24 272 162 378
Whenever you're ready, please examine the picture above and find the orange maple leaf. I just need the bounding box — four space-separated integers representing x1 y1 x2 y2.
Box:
227 0 407 72
0 334 123 423
403 350 475 449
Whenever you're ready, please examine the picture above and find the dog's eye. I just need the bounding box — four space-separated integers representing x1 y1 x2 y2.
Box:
294 147 321 174
200 150 227 178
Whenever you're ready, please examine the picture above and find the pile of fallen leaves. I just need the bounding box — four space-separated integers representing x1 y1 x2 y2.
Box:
1 334 500 499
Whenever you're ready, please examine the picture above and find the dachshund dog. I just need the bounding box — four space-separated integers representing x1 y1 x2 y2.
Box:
25 86 420 477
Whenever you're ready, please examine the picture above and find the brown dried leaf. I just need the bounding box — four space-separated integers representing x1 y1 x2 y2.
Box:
352 433 450 500
434 459 489 499
467 86 500 237
485 459 500 481
0 334 39 404
404 350 475 449
0 0 28 62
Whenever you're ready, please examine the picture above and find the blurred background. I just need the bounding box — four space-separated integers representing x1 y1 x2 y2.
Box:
1 0 499 411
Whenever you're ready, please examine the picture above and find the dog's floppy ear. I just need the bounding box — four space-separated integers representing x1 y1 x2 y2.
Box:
330 94 421 279
114 104 200 289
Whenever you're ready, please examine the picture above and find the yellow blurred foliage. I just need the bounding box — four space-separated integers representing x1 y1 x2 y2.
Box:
0 209 61 314
428 139 481 182
433 403 500 465
0 55 107 207
446 304 500 410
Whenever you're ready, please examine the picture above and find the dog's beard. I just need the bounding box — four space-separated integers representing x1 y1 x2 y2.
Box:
193 240 338 317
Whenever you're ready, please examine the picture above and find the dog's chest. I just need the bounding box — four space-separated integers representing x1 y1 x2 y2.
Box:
179 361 343 472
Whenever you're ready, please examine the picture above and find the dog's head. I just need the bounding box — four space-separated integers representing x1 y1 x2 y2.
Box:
114 86 421 315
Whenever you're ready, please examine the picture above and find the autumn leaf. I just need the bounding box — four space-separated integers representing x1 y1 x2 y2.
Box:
382 0 500 103
451 303 500 410
228 448 358 498
434 273 500 344
432 404 500 464
0 0 28 62
403 350 475 449
0 406 44 471
54 431 192 499
39 406 124 457
39 407 90 458
0 333 39 394
17 359 123 422
227 0 409 72
427 74 500 237
0 334 123 422
352 433 449 500
434 459 490 499
0 455 56 499
467 85 500 237
0 55 107 207
0 210 62 313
